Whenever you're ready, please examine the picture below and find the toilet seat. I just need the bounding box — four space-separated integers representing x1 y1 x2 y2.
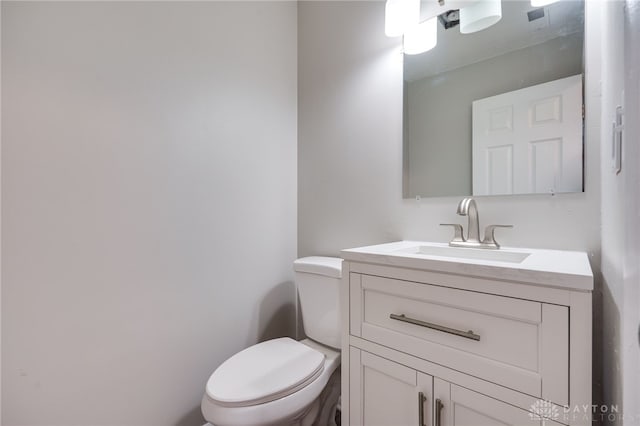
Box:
202 338 341 426
206 338 325 407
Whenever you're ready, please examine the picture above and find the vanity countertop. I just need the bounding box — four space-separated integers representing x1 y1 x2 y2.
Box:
341 241 593 291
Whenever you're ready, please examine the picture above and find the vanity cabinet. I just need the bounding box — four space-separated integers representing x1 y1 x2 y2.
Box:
340 242 593 426
436 379 564 426
350 347 566 426
350 348 433 426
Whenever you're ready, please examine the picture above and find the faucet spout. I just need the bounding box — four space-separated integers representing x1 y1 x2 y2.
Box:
444 197 511 249
456 197 480 243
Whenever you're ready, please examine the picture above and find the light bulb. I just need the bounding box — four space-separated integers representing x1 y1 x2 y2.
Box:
460 0 502 34
403 17 438 55
385 0 421 38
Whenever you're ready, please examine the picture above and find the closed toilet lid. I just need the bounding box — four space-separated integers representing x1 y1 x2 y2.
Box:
206 337 325 407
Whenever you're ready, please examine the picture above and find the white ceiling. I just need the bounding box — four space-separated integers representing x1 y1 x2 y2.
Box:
404 0 584 82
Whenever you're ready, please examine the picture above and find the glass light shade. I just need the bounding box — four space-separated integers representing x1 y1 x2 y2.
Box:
385 0 421 37
460 0 502 34
531 0 558 6
403 17 438 55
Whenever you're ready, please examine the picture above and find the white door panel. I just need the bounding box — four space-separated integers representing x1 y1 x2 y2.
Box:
473 75 583 195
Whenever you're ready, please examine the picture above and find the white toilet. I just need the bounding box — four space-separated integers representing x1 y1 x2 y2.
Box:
201 256 343 426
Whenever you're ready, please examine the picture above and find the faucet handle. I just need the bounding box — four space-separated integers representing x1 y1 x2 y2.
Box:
482 225 513 249
440 223 465 243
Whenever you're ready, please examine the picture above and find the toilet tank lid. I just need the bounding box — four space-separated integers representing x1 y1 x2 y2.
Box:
294 256 343 278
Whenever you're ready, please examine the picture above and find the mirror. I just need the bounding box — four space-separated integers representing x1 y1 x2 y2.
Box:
403 0 584 198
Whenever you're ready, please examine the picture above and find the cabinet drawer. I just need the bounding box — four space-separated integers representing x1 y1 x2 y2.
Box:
349 273 569 405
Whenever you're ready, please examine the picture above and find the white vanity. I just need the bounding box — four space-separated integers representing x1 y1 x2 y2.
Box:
340 241 593 426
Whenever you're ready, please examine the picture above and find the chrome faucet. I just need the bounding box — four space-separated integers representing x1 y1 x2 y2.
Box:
456 197 481 243
441 197 512 249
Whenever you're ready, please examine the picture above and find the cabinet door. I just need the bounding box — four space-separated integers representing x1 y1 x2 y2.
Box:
350 347 433 426
433 378 561 426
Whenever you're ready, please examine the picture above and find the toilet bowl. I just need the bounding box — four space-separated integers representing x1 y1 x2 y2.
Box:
201 257 343 426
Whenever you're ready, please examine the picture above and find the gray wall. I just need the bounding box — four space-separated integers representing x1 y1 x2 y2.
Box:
621 0 640 416
2 2 297 425
406 33 584 197
599 0 640 423
599 2 625 421
298 1 600 258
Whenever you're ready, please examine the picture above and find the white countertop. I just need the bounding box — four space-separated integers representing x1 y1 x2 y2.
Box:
341 241 594 291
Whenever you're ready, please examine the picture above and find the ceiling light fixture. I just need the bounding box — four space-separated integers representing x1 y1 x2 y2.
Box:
386 0 506 55
385 0 421 37
459 0 502 34
439 9 461 29
404 17 438 55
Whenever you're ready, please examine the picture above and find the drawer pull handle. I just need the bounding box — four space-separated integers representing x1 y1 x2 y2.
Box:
389 313 481 341
418 391 427 426
435 398 444 426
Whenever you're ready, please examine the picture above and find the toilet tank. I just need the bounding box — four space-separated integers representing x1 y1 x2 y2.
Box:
294 257 343 349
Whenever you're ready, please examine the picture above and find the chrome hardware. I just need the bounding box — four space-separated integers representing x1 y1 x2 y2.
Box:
435 399 444 426
439 223 465 243
613 105 624 175
445 197 512 249
481 225 514 249
456 197 481 243
390 313 481 341
418 392 427 426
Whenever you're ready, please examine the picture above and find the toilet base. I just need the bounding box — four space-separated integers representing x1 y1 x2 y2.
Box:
311 368 340 426
203 369 341 426
203 400 318 426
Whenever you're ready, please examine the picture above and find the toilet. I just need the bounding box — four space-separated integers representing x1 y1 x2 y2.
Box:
201 256 343 426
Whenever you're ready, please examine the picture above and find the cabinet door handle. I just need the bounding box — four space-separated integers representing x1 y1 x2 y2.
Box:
418 391 427 426
390 313 481 341
435 398 444 426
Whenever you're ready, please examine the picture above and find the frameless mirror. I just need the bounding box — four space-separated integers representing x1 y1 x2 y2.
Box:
403 0 584 198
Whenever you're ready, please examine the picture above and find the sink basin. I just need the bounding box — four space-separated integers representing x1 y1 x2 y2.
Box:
341 241 594 291
395 245 531 264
